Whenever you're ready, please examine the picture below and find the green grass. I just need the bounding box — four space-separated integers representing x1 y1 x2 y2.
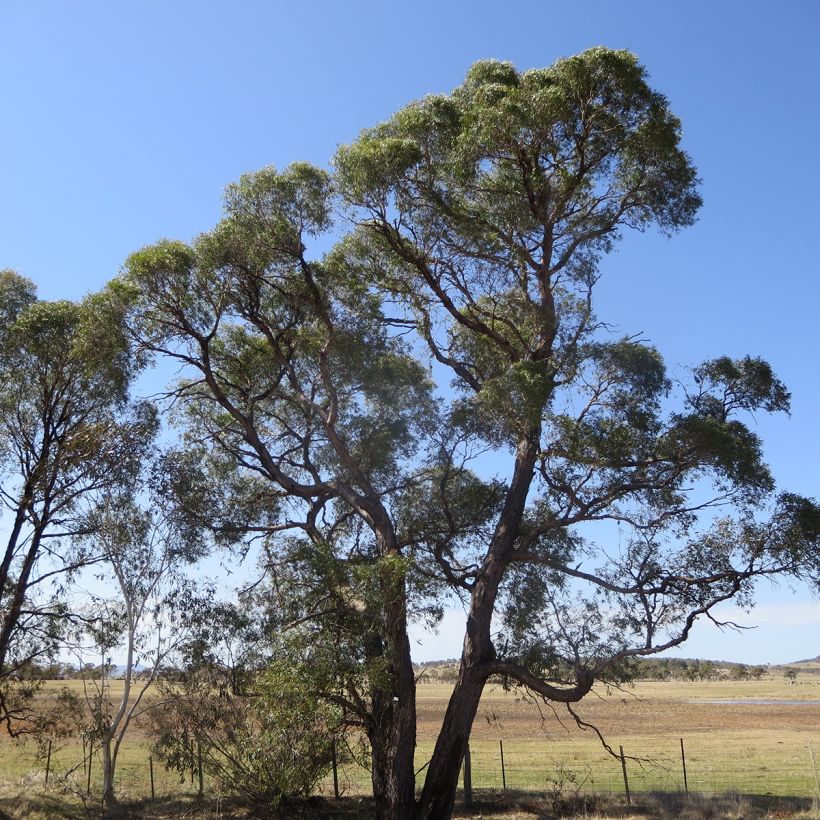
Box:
0 739 197 800
330 735 820 799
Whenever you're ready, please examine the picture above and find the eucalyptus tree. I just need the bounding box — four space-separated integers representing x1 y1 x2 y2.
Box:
76 493 204 814
121 48 820 820
0 271 153 733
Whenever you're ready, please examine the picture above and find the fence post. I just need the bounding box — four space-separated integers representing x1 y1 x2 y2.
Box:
45 739 52 785
499 739 506 791
149 755 155 800
809 743 820 807
86 741 93 795
197 740 204 796
619 745 631 805
463 743 472 810
680 737 688 794
331 740 340 799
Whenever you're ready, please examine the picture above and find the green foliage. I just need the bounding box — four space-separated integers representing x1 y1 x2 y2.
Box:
148 662 345 808
337 47 701 253
334 48 702 456
114 48 820 815
0 272 153 732
125 162 436 495
758 493 820 582
224 162 333 243
154 448 281 552
0 269 36 341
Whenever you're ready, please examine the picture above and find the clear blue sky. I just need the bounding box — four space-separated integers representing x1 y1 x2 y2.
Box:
1 1 818 664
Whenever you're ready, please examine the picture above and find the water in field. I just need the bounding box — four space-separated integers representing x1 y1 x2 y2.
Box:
695 699 820 705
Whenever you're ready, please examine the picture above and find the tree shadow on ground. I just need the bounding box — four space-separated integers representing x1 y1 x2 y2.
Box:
0 790 815 819
456 790 817 819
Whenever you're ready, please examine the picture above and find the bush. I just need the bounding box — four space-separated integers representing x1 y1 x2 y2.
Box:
147 661 345 808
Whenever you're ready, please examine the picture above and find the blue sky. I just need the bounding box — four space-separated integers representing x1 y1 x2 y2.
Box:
1 1 818 664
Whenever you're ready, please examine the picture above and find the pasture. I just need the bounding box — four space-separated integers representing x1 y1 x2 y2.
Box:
0 673 819 816
407 677 820 798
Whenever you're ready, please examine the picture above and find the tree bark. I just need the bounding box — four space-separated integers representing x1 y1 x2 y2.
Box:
417 434 541 820
368 550 418 820
369 686 417 820
415 665 488 820
0 526 46 673
100 735 121 816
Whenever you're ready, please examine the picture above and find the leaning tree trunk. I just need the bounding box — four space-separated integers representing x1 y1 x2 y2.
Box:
415 664 488 820
415 581 497 820
417 434 540 820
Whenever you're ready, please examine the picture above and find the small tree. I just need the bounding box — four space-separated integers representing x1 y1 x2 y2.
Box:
74 494 202 814
749 665 767 681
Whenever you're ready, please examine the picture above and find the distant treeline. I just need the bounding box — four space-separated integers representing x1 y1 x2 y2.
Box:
16 661 146 681
20 656 817 685
627 658 766 681
415 658 815 683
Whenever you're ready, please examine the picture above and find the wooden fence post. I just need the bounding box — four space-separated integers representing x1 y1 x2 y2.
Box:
680 737 688 794
619 745 631 806
86 741 92 795
44 739 52 785
499 739 506 791
809 743 820 807
331 740 340 799
463 743 472 810
197 740 204 796
149 755 155 800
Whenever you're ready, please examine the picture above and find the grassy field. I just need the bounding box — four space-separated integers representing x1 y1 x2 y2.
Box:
402 677 820 799
1 675 819 813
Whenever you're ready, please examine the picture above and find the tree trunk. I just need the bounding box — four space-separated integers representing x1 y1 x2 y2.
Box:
417 434 541 820
369 690 417 820
0 525 46 674
368 553 418 820
100 736 121 816
417 557 506 819
415 665 487 820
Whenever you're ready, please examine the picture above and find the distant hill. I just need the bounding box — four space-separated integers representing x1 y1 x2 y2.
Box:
791 655 820 666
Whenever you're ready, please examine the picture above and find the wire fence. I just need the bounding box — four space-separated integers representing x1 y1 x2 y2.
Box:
1 735 819 805
447 738 820 799
332 736 820 801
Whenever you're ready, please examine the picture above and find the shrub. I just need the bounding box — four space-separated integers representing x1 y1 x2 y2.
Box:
147 661 345 808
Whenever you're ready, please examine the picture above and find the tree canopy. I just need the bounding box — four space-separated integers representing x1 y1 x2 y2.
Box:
8 48 816 820
0 271 154 732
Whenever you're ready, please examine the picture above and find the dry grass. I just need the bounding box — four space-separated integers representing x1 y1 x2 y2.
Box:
1 677 819 817
398 678 820 798
0 786 816 819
